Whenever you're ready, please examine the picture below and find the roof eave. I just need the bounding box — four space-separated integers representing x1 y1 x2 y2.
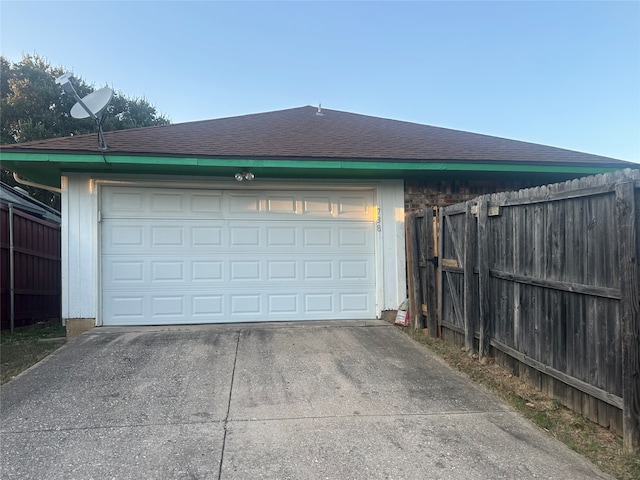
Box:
0 151 629 188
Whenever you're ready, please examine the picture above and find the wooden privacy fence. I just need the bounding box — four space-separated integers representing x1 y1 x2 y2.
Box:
406 169 640 453
0 204 61 331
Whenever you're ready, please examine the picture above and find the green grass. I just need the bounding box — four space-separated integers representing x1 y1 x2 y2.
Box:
403 327 640 480
1 322 67 384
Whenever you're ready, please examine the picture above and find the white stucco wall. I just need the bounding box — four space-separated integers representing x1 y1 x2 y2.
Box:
61 174 405 326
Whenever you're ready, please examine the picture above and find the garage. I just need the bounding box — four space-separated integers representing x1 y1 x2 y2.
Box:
100 185 377 325
5 106 621 333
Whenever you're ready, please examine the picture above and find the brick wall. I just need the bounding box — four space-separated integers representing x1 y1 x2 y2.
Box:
404 179 538 212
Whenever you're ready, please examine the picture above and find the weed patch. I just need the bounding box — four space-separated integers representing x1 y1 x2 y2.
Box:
403 327 640 480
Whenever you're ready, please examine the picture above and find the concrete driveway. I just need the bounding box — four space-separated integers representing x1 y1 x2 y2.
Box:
1 320 610 479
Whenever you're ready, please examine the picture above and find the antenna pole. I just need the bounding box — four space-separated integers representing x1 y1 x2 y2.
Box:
75 94 107 149
97 126 108 150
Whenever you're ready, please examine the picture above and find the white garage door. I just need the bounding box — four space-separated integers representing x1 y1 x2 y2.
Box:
100 186 377 325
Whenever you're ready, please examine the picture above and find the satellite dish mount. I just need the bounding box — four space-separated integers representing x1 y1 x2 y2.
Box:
55 73 114 150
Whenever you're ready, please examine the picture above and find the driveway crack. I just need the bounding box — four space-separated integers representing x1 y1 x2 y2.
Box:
217 329 240 480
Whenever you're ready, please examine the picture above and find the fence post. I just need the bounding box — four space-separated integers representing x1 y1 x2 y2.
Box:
477 199 491 363
406 212 423 330
424 206 438 337
463 201 476 354
616 181 640 454
437 207 445 338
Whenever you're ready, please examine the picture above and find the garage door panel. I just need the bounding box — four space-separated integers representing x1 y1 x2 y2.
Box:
229 226 260 246
150 192 185 213
108 225 145 247
304 293 333 313
230 261 261 281
103 288 375 325
108 295 145 322
104 190 144 214
105 291 212 325
340 293 370 312
269 294 298 313
302 196 332 215
104 220 373 253
337 195 370 216
340 260 369 280
339 226 372 246
151 261 185 282
191 193 223 213
151 225 185 246
266 227 297 246
103 221 226 252
103 187 224 218
192 227 223 246
230 295 261 314
107 260 145 283
303 260 332 280
228 194 260 214
267 261 296 280
152 295 185 317
103 188 374 220
104 254 373 285
101 186 376 325
192 261 224 282
192 295 224 317
302 227 332 246
267 196 297 213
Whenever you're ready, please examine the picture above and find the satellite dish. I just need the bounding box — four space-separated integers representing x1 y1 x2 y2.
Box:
70 87 114 120
55 72 114 150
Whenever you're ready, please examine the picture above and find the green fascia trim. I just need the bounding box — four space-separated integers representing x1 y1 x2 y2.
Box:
0 151 619 175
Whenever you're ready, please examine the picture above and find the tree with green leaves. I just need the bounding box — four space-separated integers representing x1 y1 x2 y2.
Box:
1 54 171 209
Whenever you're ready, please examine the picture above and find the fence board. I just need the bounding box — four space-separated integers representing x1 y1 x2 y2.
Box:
489 270 620 299
478 199 490 362
424 207 438 337
489 338 623 409
616 181 640 452
463 202 476 353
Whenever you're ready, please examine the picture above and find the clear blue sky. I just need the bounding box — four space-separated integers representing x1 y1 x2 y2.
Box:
2 1 639 162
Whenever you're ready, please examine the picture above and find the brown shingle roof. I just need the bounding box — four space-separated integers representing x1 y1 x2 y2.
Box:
1 106 630 166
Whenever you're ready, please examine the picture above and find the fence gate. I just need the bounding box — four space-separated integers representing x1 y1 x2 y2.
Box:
405 207 438 333
437 202 479 351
